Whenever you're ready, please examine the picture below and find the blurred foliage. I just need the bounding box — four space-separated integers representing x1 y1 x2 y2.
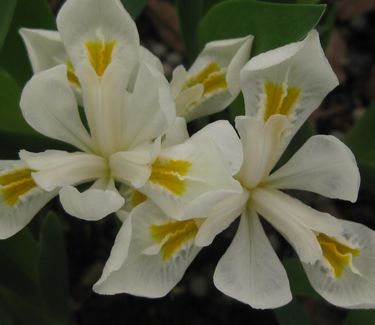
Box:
0 0 17 51
121 0 148 19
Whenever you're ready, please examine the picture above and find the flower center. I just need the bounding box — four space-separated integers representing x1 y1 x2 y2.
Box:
150 219 199 261
263 82 301 121
85 40 117 76
185 62 227 96
149 158 192 196
0 168 37 206
317 233 360 278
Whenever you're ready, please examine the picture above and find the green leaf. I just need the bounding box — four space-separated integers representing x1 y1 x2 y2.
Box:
0 0 17 51
177 0 204 61
37 212 70 325
0 0 55 86
121 0 148 19
344 310 375 325
200 0 325 56
317 6 336 49
344 104 375 192
0 302 15 325
283 258 320 299
274 299 310 325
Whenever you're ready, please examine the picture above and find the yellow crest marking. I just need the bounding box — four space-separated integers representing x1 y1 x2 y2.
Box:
317 233 360 278
66 61 80 87
131 190 147 208
85 40 117 76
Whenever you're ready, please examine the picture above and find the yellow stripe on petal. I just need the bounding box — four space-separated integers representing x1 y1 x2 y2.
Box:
85 41 117 77
317 233 360 278
263 82 301 121
66 61 80 87
0 168 37 206
131 190 147 208
150 219 199 261
150 158 192 196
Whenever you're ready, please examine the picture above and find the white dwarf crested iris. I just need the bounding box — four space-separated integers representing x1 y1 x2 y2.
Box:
170 36 253 122
0 0 241 239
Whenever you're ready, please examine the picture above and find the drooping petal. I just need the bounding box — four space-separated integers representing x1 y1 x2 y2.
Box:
162 117 189 148
59 181 124 221
236 115 288 188
173 36 253 121
93 201 201 297
20 150 107 192
20 65 95 152
191 120 243 175
121 61 176 150
214 209 292 309
303 220 375 308
0 161 56 239
241 30 338 150
139 136 242 219
267 135 360 202
19 29 67 74
251 188 342 264
57 0 139 76
195 190 249 247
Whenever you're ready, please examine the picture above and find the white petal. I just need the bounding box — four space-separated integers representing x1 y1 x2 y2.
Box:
94 201 200 297
140 46 164 73
162 117 189 148
20 65 95 152
121 61 176 149
140 136 242 219
57 0 139 70
214 209 292 309
191 120 243 175
0 161 56 239
170 65 188 97
241 30 338 150
59 185 124 221
20 150 107 191
268 135 360 202
303 220 375 308
236 115 288 188
195 190 249 247
19 28 67 74
252 188 342 264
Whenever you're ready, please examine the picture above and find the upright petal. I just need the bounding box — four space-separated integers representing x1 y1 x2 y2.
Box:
162 117 189 148
20 150 108 192
303 220 375 308
173 36 253 121
241 30 338 150
57 0 139 77
214 209 292 309
236 115 288 188
251 188 342 264
20 65 95 152
268 135 360 202
0 161 56 239
94 201 201 297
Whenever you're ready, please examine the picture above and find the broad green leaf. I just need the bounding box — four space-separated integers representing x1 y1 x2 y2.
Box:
274 299 310 325
0 0 55 86
344 104 375 191
121 0 147 19
177 0 203 61
344 310 375 325
37 212 70 325
0 0 17 51
283 258 320 299
200 0 325 56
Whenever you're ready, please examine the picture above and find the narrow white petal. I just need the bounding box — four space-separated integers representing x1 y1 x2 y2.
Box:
59 185 124 221
140 46 164 73
241 30 338 150
162 117 189 148
303 220 375 308
236 115 288 188
252 188 342 264
20 65 95 152
57 0 139 70
20 150 107 191
195 190 249 247
94 201 200 297
214 210 292 309
191 120 243 175
170 65 188 97
19 28 67 74
268 135 360 202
